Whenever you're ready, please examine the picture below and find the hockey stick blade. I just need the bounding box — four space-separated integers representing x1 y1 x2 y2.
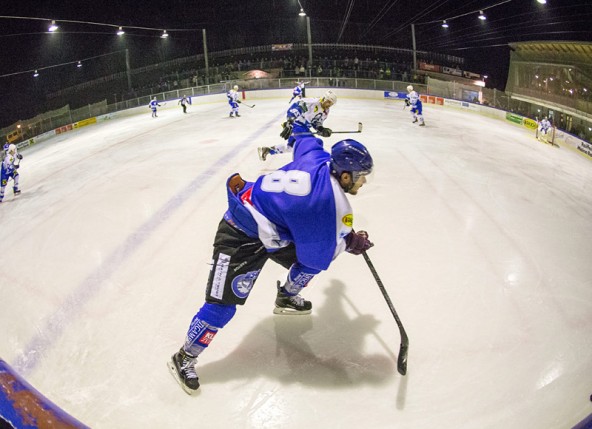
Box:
245 104 255 108
362 250 409 376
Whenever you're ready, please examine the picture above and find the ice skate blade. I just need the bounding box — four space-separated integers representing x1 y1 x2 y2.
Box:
273 306 312 315
167 360 200 395
257 147 266 161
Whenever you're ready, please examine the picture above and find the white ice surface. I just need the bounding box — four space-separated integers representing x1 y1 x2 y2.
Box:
1 96 591 429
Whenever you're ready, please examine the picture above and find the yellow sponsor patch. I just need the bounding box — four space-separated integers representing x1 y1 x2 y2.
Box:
342 214 353 227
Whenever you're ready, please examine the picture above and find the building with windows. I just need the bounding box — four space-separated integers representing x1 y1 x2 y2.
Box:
506 41 592 141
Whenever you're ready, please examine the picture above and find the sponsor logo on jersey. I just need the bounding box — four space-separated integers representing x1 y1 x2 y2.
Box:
240 186 253 205
342 214 353 227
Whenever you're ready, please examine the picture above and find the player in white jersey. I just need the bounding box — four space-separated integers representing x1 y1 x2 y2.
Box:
168 133 375 394
257 90 337 161
0 144 22 203
405 85 425 126
538 117 551 135
178 95 190 114
149 97 161 118
227 85 242 118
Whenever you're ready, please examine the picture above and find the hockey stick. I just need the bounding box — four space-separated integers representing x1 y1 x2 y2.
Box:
241 103 255 108
292 122 363 137
330 122 363 134
362 250 409 376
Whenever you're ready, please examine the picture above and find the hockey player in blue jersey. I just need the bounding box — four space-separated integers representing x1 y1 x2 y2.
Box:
0 144 22 203
149 97 161 118
258 89 337 161
169 133 375 394
288 81 306 103
406 85 425 126
228 85 242 117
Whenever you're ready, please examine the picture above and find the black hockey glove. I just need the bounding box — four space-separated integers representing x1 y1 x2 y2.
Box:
405 98 411 107
17 154 23 159
237 99 241 103
280 121 294 140
317 126 332 138
345 230 374 255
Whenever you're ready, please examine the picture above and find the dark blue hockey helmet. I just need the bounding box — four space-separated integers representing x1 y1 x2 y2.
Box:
330 139 373 179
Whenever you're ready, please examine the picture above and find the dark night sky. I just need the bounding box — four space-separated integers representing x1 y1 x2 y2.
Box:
0 0 590 126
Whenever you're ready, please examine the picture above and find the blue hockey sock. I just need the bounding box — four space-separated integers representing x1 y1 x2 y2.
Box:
184 303 236 356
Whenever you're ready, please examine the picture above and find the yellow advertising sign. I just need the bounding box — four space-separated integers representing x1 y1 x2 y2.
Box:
523 118 538 130
6 129 21 143
73 117 97 129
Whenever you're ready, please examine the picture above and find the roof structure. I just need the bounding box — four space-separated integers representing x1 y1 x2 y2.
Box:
509 41 592 75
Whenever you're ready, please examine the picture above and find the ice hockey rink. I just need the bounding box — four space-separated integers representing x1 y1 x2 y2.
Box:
1 93 591 429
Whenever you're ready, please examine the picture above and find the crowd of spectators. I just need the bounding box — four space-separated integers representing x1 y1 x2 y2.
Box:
120 53 426 102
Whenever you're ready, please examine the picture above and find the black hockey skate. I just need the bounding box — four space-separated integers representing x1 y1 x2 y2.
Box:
235 113 241 117
274 281 312 315
13 187 21 195
168 348 200 394
412 118 418 123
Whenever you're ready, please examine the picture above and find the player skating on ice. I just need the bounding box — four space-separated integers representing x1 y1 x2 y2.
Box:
149 97 161 118
288 81 307 104
168 133 375 394
227 85 242 118
178 95 190 114
258 89 337 161
0 144 22 203
405 85 425 126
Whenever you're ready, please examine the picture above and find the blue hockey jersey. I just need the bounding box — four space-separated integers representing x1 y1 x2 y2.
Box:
224 135 352 274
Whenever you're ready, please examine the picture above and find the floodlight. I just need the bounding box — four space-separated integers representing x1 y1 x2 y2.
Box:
117 26 125 36
48 20 58 32
478 11 486 20
442 20 449 28
161 30 169 38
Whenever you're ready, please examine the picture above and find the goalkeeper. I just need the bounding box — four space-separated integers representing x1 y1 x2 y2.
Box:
258 90 337 161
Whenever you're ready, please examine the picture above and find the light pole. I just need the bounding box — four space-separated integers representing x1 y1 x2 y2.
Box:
297 0 312 72
306 16 312 70
411 24 417 73
202 29 209 85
